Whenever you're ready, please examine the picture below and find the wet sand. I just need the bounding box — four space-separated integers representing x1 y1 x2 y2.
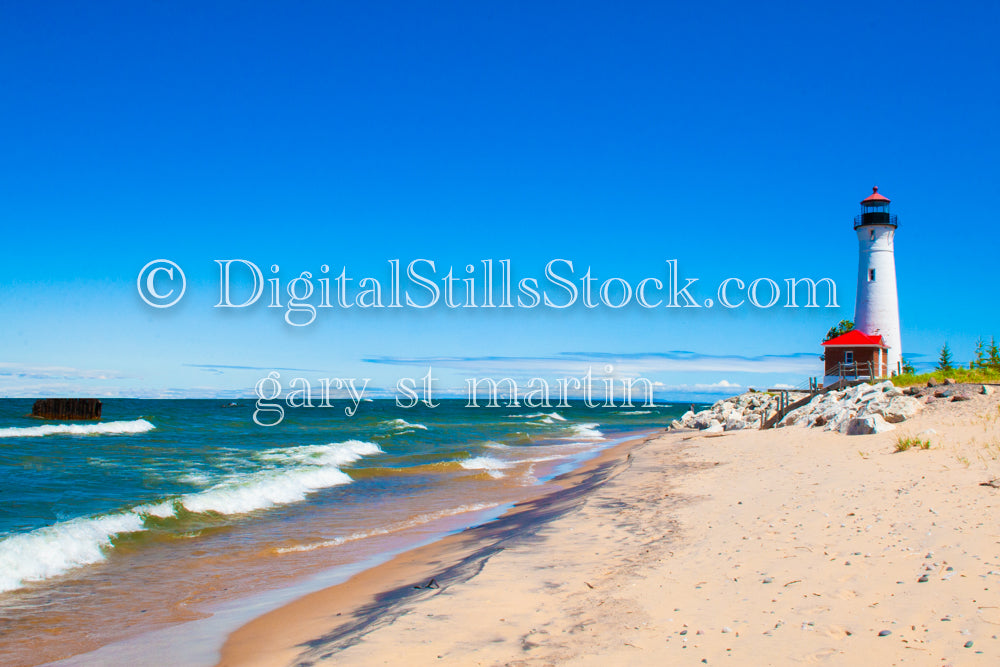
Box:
220 390 1000 665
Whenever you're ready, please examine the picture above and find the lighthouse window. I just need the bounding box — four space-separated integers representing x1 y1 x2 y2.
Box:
869 229 875 241
868 268 876 282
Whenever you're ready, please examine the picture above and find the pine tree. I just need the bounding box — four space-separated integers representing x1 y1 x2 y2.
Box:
901 357 916 375
937 342 954 372
974 336 987 369
989 336 1000 370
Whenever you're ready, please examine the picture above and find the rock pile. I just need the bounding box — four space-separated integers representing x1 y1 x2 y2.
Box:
670 390 807 433
899 381 988 403
670 380 995 436
777 380 922 434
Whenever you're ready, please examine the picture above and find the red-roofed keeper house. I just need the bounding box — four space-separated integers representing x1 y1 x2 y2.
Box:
822 330 889 381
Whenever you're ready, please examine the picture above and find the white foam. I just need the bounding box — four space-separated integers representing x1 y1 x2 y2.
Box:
484 441 510 450
459 456 513 471
383 418 428 430
134 501 178 519
565 423 604 440
177 472 212 486
0 418 155 439
0 512 146 593
86 457 122 468
275 503 500 554
180 440 381 516
616 410 652 415
275 530 383 553
523 412 566 421
257 440 382 467
180 466 353 515
458 456 513 478
515 454 566 464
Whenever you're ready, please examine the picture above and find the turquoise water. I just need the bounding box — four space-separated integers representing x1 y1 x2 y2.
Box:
0 399 682 591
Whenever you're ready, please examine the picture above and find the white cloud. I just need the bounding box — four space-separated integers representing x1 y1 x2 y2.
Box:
656 379 744 394
0 362 130 381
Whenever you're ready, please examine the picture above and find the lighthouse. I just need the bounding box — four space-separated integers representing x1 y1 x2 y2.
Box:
852 186 902 375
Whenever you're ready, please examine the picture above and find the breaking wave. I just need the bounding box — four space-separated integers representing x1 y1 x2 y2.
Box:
565 423 604 440
0 419 155 439
179 440 381 515
382 418 428 431
0 440 383 592
0 512 146 593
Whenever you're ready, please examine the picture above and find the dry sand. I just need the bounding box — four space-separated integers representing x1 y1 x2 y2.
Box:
220 390 1000 666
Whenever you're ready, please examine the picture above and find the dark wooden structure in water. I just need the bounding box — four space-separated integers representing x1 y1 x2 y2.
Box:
31 398 102 420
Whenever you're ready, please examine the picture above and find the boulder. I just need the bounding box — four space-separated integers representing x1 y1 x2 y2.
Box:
694 414 713 429
944 378 957 385
927 378 938 388
880 396 923 423
827 408 856 433
703 419 724 434
860 395 892 417
982 385 995 396
817 406 847 426
846 384 868 401
725 413 747 431
845 414 896 436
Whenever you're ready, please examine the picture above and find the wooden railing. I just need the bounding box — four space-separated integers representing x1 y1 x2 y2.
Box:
836 361 875 382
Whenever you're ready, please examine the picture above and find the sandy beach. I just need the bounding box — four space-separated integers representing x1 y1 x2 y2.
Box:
220 388 1000 666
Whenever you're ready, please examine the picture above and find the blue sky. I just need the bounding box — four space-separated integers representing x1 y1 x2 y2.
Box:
1 1 997 401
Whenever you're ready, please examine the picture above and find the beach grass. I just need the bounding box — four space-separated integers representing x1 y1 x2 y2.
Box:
894 435 931 452
891 367 1000 387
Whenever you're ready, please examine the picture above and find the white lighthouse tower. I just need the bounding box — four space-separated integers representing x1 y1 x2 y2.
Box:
853 186 903 375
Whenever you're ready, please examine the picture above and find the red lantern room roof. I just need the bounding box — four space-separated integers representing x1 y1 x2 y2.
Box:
860 186 890 205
